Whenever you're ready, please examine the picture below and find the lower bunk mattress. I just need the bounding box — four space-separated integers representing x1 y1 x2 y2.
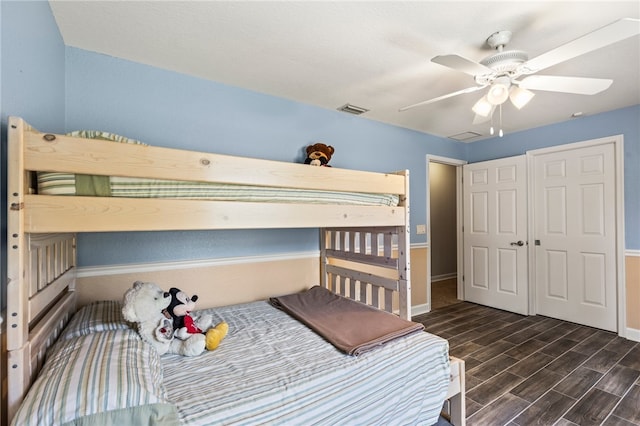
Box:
12 299 450 426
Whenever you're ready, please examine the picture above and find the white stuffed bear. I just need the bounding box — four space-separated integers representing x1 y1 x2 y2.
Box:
122 281 207 356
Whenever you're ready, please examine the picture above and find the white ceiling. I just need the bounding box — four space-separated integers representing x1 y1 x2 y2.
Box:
49 1 640 142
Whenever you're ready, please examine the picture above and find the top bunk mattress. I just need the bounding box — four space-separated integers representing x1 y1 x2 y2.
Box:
35 130 400 207
37 173 400 206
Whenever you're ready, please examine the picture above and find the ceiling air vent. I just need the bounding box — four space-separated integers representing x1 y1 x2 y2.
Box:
448 131 482 142
337 104 369 115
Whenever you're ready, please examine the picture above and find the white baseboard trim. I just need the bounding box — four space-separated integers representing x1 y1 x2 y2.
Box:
77 251 320 278
626 327 640 342
411 303 430 317
431 273 457 282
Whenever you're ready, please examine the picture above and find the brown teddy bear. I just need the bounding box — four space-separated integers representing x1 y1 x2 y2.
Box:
304 143 334 167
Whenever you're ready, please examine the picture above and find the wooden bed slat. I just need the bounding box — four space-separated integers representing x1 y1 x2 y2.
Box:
29 267 75 323
24 129 405 195
359 282 368 304
324 249 398 269
383 232 392 258
8 292 76 420
325 264 399 293
29 292 75 372
371 233 379 256
371 286 380 309
384 289 393 312
24 195 405 233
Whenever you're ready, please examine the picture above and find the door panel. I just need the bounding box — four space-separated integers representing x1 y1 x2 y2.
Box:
498 248 517 294
534 143 616 331
463 156 528 314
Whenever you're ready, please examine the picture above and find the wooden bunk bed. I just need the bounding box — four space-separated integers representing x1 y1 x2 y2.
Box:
6 116 465 425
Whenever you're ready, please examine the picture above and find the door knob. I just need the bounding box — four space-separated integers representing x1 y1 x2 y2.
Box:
510 240 525 246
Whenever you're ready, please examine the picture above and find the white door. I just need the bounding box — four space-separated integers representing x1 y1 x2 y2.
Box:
533 143 617 331
463 156 528 315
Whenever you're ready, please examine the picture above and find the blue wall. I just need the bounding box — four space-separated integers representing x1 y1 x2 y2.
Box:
1 0 66 308
64 47 466 266
1 1 639 278
0 1 65 131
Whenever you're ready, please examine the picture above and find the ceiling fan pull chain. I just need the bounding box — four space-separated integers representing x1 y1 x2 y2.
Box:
490 109 495 135
499 104 504 137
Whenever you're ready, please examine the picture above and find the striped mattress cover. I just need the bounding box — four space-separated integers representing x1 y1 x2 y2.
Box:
162 300 451 425
37 173 400 206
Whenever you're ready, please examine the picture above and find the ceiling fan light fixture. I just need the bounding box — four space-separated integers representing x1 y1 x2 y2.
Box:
487 76 511 105
472 95 493 117
509 86 535 109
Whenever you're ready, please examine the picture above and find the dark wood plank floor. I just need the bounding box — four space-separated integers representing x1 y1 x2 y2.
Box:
414 302 640 426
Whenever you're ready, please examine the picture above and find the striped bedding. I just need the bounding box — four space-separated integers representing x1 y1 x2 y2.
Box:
162 301 450 425
37 173 400 206
11 329 178 426
12 300 449 425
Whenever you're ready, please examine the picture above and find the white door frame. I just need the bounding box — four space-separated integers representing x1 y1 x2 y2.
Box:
426 155 467 311
526 135 626 337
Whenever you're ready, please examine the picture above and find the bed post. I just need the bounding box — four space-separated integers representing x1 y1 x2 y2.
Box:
6 117 30 419
320 228 328 290
6 118 78 421
396 170 411 320
7 117 29 347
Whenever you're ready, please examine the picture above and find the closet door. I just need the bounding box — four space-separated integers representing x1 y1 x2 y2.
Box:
533 142 617 331
463 155 528 315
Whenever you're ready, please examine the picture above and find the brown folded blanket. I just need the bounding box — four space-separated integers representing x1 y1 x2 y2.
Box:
269 286 424 356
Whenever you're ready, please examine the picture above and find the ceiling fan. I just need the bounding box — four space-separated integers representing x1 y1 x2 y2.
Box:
399 18 640 134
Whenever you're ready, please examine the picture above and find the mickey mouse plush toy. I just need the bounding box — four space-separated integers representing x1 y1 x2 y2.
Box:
167 287 202 335
165 287 228 351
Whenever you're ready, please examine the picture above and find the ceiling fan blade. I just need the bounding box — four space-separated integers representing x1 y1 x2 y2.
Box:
431 54 494 76
399 85 486 112
519 75 613 95
473 110 494 124
522 18 640 74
